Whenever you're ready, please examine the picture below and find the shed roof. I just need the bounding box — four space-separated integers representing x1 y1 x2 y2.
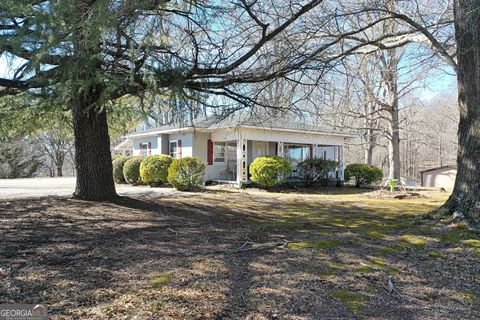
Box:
420 165 457 173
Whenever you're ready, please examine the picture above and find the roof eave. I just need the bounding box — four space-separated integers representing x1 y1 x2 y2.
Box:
239 125 357 138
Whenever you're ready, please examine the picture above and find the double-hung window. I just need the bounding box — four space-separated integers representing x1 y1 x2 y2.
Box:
213 142 225 163
170 141 178 158
140 143 148 157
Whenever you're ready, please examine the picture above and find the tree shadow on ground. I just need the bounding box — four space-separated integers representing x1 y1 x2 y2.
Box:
0 194 478 319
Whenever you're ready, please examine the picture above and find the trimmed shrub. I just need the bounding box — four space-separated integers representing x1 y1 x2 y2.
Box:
112 156 130 184
297 158 338 187
249 156 292 188
345 163 383 187
140 155 173 187
123 156 143 185
111 153 124 161
167 157 206 191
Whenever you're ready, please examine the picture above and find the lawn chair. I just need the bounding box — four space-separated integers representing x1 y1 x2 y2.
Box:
219 159 237 181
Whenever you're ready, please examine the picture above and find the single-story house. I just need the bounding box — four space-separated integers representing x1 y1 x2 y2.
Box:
115 115 356 185
420 165 457 189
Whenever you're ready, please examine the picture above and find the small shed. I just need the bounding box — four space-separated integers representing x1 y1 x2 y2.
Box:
421 165 457 189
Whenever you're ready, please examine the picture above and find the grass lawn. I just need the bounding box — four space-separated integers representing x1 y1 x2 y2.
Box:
0 187 479 319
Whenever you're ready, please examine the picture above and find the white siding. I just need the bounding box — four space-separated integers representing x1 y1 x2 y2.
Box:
422 168 456 189
192 132 210 161
238 127 345 145
132 137 159 156
129 126 348 182
169 132 193 157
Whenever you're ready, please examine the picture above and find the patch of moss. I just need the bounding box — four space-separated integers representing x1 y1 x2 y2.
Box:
427 250 443 258
356 258 398 275
149 272 173 287
462 239 480 248
366 230 387 240
317 229 334 235
439 227 478 246
330 289 368 314
378 244 406 256
288 239 340 249
399 234 428 246
302 263 340 278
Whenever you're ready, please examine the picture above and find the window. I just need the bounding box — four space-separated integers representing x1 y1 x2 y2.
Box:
170 141 178 158
140 143 148 157
213 142 237 163
226 142 237 161
213 142 225 163
285 144 310 166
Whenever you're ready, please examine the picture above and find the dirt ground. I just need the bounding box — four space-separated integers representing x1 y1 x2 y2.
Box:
0 187 479 319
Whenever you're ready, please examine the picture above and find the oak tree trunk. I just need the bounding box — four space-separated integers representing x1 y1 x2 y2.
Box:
56 164 63 177
71 102 117 201
365 142 374 165
388 103 401 179
442 0 480 228
55 152 64 177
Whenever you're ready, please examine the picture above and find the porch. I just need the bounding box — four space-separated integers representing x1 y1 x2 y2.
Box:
209 139 345 185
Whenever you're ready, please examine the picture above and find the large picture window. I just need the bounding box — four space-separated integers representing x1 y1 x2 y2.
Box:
285 144 310 166
214 142 237 163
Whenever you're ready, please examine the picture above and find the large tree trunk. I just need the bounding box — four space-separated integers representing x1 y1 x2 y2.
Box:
56 164 63 177
68 0 117 201
364 142 374 165
55 152 64 177
388 103 401 179
71 103 117 201
441 0 480 228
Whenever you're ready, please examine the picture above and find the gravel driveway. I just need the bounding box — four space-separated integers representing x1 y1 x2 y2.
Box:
0 177 178 199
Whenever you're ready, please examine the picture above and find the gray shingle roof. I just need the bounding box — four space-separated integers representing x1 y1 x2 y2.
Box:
127 112 354 137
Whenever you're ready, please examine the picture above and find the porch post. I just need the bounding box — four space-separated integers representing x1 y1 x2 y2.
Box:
277 141 284 157
338 145 345 181
237 135 248 186
313 144 318 158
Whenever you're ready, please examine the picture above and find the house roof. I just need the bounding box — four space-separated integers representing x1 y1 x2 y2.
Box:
125 113 357 138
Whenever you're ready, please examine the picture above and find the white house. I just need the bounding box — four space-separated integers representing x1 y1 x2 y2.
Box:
115 115 356 185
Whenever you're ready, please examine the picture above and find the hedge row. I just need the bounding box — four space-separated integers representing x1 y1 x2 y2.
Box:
112 154 383 191
112 154 206 191
250 157 383 188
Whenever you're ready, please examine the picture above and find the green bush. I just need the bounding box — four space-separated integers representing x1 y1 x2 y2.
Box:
123 156 143 185
345 163 383 187
140 155 173 187
111 153 124 161
249 156 292 188
167 157 206 191
112 156 130 184
297 158 338 187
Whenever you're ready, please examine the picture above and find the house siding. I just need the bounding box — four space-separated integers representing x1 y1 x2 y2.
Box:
132 137 159 156
127 126 348 183
169 132 193 157
422 168 456 189
239 127 345 145
192 132 226 181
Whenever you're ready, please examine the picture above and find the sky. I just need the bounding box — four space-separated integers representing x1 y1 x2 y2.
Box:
417 72 457 102
0 52 458 104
